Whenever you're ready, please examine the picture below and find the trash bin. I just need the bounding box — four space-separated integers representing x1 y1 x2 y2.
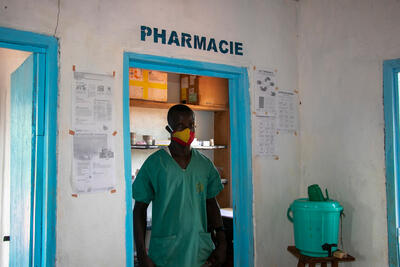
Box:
287 198 343 257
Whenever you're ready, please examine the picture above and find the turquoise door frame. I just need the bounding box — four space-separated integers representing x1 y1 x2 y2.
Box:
384 58 400 267
0 26 58 267
123 52 254 267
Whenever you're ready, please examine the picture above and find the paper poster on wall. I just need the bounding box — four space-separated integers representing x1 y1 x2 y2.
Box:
71 71 116 193
254 69 277 117
254 116 277 157
72 133 116 193
277 91 298 133
72 72 114 133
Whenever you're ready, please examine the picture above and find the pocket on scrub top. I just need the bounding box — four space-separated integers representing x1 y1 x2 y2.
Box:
198 232 215 264
148 235 177 266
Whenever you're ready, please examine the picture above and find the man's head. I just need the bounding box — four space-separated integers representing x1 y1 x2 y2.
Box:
167 104 195 132
167 104 195 146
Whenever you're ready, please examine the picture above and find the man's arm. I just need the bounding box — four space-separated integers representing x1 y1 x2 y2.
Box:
133 201 154 267
206 198 227 266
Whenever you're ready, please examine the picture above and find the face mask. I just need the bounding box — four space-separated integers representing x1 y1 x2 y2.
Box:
171 128 195 146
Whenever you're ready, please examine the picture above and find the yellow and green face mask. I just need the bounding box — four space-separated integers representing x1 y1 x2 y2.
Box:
171 128 195 146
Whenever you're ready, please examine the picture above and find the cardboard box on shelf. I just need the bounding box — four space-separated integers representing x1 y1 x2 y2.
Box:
180 74 198 104
197 76 228 107
129 68 168 102
180 74 229 108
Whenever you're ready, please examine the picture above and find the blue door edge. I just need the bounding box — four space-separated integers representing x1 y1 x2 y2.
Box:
123 52 133 267
10 53 36 267
0 26 58 267
384 58 400 267
123 52 254 267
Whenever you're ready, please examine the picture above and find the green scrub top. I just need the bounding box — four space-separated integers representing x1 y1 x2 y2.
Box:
132 148 223 267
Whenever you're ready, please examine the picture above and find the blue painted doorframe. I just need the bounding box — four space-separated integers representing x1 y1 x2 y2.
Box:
0 27 58 267
123 52 254 267
384 58 400 267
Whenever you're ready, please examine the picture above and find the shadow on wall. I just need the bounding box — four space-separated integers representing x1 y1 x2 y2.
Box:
340 198 367 264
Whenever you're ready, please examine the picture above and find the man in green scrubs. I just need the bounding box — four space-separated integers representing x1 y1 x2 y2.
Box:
133 104 227 267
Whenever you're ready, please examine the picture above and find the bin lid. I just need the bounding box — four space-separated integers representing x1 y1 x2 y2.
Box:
291 198 343 211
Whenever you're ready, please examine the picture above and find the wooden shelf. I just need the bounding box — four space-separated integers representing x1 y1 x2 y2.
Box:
131 145 227 150
192 145 227 150
130 99 228 111
131 145 159 149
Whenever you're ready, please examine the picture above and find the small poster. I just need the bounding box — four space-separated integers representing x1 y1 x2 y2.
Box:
72 133 115 193
254 116 277 157
277 91 298 133
71 71 116 193
254 69 277 117
72 72 114 133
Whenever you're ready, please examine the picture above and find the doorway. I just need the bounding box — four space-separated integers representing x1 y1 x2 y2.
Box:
123 53 254 267
0 27 58 267
0 47 32 267
383 58 400 267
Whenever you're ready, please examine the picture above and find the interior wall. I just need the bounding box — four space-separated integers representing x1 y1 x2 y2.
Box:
0 48 31 267
0 0 300 266
298 0 400 266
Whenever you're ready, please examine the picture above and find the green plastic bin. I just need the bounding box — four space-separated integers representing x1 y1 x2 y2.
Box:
287 198 343 257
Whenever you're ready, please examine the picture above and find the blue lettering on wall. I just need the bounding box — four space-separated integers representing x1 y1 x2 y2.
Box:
141 26 152 41
153 27 166 44
181 33 192 48
140 25 244 56
229 41 234 55
235 42 243 56
168 31 180 46
219 40 229 54
194 35 207 50
207 38 218 52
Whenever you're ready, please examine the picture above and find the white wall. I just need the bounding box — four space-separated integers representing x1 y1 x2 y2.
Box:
0 48 31 267
0 0 300 266
298 0 400 266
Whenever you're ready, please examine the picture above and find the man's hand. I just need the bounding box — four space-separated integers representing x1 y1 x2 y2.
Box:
140 255 155 267
134 201 154 267
206 241 227 267
205 198 227 267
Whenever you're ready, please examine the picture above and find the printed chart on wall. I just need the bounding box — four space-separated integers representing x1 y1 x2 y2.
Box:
71 71 116 193
254 69 277 117
254 116 276 157
254 68 298 157
277 91 298 133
